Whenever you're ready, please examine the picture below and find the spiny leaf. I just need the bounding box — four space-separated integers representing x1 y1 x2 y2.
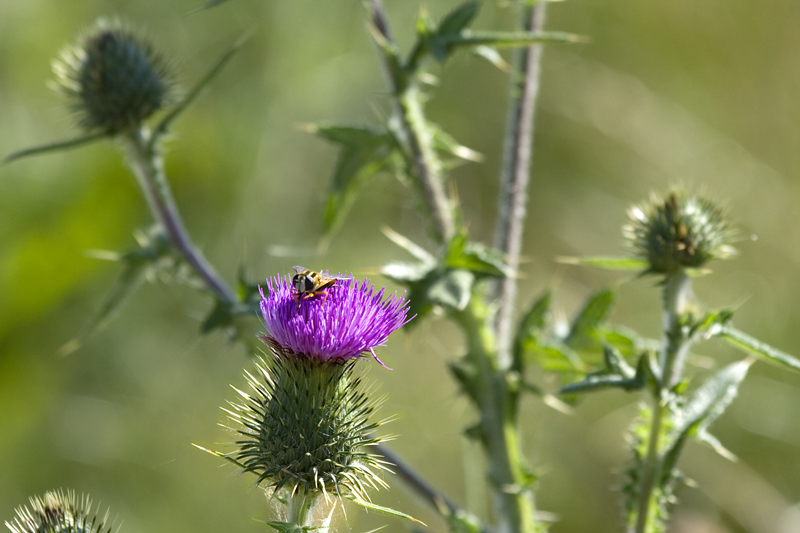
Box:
444 30 588 49
346 496 425 525
556 255 650 271
267 522 315 533
559 351 655 395
381 226 436 264
59 228 172 356
428 268 474 311
715 325 800 373
430 124 483 165
316 125 397 235
471 45 510 71
381 261 433 284
525 343 583 373
514 290 552 370
444 508 484 533
3 132 106 165
661 360 751 483
444 234 510 278
436 1 481 37
564 288 617 348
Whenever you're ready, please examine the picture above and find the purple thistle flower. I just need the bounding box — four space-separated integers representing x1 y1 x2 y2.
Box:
259 273 412 368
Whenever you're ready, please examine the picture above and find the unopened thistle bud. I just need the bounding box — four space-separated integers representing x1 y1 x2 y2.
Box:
5 489 113 533
52 19 171 135
624 191 735 274
225 273 411 502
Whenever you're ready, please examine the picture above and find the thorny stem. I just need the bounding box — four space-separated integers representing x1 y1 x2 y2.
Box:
121 128 237 304
492 1 548 371
368 0 455 243
455 300 537 533
632 271 692 533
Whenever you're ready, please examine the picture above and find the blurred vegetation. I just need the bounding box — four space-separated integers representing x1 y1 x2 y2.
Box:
2 1 800 533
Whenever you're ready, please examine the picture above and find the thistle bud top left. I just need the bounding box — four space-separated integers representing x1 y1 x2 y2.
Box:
5 489 113 533
52 18 172 135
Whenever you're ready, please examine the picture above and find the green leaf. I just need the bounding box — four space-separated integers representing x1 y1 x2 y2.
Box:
450 360 480 404
314 125 397 235
346 496 425 525
430 125 483 166
557 255 650 271
444 508 484 533
381 226 435 264
471 45 510 71
267 522 314 533
603 326 641 357
526 343 583 373
445 235 510 278
696 431 738 461
201 300 234 334
715 325 800 373
428 268 475 311
381 261 433 284
559 350 655 395
661 360 751 483
436 1 481 37
564 288 617 349
3 132 107 165
149 34 246 150
514 290 552 364
444 30 587 50
59 228 172 356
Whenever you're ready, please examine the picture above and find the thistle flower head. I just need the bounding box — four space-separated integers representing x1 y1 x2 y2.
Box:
5 489 112 533
52 18 172 135
259 273 412 369
624 191 735 274
227 354 390 501
220 272 411 501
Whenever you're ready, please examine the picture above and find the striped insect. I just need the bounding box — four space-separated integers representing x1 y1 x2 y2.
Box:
291 266 351 307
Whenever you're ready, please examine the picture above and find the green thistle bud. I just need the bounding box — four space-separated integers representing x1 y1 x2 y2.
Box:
5 489 113 533
52 18 172 135
624 191 735 274
226 352 390 502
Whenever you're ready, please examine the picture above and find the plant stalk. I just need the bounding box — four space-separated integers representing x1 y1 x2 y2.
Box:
121 128 237 304
632 270 692 533
455 300 536 533
492 0 548 371
367 0 455 243
286 491 330 532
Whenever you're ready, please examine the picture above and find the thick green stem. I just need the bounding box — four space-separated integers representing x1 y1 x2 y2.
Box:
121 128 236 304
286 492 330 532
455 300 536 533
632 270 692 533
632 397 666 533
659 271 693 389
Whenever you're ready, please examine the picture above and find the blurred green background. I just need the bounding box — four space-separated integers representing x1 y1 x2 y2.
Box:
2 1 800 532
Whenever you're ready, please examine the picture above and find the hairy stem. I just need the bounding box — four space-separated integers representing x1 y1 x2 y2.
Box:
368 0 455 243
632 397 666 533
492 1 548 371
455 300 536 533
659 271 693 389
121 128 237 304
286 491 330 532
632 270 692 533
